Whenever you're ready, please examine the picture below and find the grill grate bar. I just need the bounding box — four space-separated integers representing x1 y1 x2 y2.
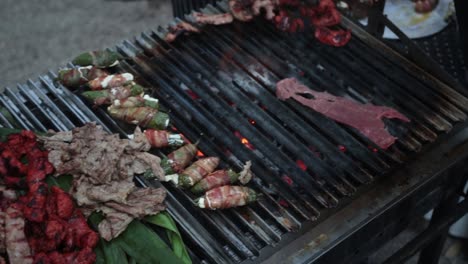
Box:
117 40 338 209
147 35 358 195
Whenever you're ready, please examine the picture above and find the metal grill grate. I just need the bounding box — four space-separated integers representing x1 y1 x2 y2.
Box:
1 2 468 263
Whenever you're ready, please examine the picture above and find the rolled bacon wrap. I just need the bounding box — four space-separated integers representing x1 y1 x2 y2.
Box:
191 161 252 194
82 84 144 106
87 73 134 90
113 95 159 109
144 129 184 148
107 105 170 130
196 186 257 210
161 143 198 174
57 67 108 88
177 157 220 188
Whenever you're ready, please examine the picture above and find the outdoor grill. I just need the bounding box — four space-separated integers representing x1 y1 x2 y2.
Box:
1 1 468 263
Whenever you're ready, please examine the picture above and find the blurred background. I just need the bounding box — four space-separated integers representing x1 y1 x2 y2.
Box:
0 0 172 88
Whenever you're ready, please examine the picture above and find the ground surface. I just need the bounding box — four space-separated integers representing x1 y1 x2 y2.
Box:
0 0 172 88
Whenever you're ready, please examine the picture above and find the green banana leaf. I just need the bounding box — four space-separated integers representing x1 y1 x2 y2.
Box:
145 213 192 264
114 220 184 264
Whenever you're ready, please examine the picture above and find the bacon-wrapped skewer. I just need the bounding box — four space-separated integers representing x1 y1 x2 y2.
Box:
166 157 219 188
195 186 257 209
107 105 170 130
191 161 253 194
72 50 122 68
56 66 108 88
143 129 184 148
87 73 134 91
161 143 198 174
82 84 144 106
113 95 159 109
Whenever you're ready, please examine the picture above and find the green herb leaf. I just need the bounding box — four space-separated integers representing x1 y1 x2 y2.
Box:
144 213 192 264
45 174 73 192
114 220 184 264
94 243 106 264
102 238 129 264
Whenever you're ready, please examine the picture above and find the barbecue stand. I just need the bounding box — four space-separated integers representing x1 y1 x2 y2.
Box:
2 1 468 263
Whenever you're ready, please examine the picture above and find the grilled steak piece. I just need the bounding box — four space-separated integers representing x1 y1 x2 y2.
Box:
41 123 167 240
5 205 33 264
276 78 410 149
98 209 133 241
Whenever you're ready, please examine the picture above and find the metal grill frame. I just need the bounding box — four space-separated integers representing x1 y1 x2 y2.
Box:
1 2 468 263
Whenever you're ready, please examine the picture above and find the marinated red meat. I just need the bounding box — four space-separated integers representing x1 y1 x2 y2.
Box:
314 27 351 47
1 130 98 263
276 78 410 149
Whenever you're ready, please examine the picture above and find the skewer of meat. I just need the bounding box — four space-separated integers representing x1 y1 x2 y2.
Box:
160 143 198 175
113 95 159 109
56 66 108 88
195 186 257 209
190 161 253 194
107 105 170 130
72 50 122 68
165 157 220 188
82 84 144 106
143 129 184 148
87 73 134 90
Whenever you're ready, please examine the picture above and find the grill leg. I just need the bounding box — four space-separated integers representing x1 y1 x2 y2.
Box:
416 197 458 264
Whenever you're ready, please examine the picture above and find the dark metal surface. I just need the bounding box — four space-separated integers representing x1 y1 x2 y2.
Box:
1 1 468 263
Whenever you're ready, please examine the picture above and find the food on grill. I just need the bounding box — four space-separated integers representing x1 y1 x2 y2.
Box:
114 95 159 109
193 12 234 25
5 205 33 264
72 50 121 68
314 27 351 47
82 84 144 106
161 143 198 174
195 186 257 209
191 161 253 194
144 129 184 148
276 78 410 149
190 0 351 47
108 105 170 130
40 123 167 241
87 73 134 90
165 21 201 42
166 157 220 188
0 130 98 264
57 66 108 88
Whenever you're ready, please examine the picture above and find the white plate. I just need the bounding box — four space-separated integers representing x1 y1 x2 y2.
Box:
359 0 454 39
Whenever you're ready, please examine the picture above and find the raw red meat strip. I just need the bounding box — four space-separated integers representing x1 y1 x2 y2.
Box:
276 78 410 149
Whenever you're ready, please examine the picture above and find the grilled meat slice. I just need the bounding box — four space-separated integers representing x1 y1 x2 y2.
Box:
73 179 135 206
98 209 133 241
165 21 200 42
5 205 33 264
276 78 410 149
105 187 166 218
193 12 234 25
